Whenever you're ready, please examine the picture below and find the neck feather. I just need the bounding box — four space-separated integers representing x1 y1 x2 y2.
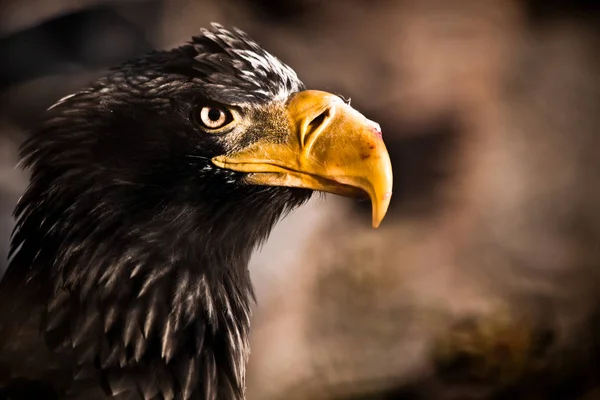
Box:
8 184 307 399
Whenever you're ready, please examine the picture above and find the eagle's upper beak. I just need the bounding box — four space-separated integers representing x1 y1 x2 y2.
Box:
211 90 393 228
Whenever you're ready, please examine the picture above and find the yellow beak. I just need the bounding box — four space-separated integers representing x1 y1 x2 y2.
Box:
211 90 393 228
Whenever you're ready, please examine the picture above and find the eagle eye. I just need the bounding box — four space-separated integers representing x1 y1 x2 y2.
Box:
197 105 234 131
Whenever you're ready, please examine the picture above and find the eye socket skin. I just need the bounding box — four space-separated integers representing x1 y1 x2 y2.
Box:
196 105 234 131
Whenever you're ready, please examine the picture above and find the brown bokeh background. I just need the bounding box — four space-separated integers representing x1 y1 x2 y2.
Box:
1 1 600 399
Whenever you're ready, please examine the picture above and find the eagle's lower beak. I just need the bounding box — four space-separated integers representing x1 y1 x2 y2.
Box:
211 90 393 228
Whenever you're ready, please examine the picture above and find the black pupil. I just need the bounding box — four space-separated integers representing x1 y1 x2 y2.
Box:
208 108 222 122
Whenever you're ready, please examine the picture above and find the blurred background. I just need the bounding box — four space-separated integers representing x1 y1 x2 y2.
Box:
1 0 600 398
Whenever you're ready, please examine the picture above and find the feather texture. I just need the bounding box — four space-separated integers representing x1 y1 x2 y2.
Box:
0 23 312 399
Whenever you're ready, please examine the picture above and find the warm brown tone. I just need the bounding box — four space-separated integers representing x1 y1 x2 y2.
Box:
1 1 600 399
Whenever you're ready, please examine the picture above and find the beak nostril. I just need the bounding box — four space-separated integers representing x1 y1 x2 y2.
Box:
307 108 330 135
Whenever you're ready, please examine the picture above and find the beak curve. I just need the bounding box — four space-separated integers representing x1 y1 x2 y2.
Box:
211 90 393 228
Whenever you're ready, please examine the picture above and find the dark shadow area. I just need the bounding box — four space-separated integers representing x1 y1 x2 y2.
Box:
0 2 161 91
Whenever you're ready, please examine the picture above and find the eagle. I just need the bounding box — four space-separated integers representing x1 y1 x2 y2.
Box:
0 23 392 400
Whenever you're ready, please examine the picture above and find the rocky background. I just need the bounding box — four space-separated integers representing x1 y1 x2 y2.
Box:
1 1 600 399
